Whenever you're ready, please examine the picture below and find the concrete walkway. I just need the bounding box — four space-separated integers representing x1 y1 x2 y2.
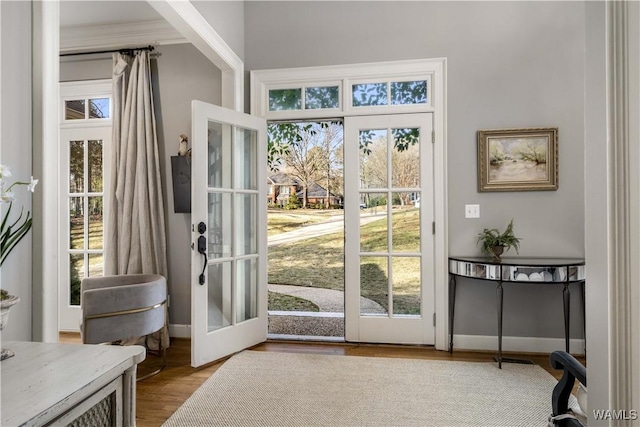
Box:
268 284 386 314
267 284 386 338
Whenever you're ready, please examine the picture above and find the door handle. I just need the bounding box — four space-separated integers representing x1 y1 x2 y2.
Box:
197 222 207 285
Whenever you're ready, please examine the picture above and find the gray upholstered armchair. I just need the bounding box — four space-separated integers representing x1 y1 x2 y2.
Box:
81 274 168 380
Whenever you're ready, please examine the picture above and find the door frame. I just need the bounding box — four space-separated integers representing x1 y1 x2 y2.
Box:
38 0 245 342
251 59 448 350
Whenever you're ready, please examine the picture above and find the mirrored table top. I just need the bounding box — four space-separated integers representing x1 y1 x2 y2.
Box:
449 256 585 283
448 256 585 266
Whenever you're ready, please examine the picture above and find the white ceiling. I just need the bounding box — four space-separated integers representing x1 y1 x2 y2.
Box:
59 0 162 28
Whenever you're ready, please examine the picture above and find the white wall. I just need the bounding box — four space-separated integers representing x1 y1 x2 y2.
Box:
59 43 221 327
584 1 609 420
0 0 33 341
245 1 587 340
192 1 244 61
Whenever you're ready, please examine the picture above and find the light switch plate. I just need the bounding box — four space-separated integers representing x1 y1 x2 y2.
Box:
465 204 480 218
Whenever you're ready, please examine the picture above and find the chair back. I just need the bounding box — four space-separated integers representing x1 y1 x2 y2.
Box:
81 274 166 345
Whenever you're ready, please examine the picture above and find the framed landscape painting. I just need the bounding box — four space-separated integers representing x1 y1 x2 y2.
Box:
477 127 558 192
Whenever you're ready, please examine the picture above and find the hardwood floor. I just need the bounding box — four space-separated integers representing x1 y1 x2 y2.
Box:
59 333 584 427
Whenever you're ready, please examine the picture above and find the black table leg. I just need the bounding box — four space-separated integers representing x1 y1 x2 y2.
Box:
581 280 586 356
449 275 457 353
563 282 571 353
497 281 503 369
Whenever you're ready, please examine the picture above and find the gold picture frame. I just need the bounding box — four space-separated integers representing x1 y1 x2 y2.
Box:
477 127 558 192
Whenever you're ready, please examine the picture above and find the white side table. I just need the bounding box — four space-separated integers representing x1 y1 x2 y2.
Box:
1 341 145 426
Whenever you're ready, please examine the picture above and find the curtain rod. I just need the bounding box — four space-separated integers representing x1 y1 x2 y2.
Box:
60 45 155 57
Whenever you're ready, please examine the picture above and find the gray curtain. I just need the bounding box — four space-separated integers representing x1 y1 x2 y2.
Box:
106 51 169 347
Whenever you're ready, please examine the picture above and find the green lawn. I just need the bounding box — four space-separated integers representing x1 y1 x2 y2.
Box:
268 292 319 312
268 207 421 314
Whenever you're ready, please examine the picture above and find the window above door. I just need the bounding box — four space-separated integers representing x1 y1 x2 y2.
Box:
251 58 442 120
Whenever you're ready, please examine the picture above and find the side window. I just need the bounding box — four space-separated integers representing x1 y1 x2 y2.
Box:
59 80 112 330
67 137 106 305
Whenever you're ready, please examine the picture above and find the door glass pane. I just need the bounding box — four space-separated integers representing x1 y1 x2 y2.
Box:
360 256 388 316
391 192 420 253
88 197 103 249
207 262 232 332
208 192 232 258
236 258 257 323
69 140 84 193
88 140 103 192
235 127 257 190
360 192 387 252
89 98 110 118
391 80 427 105
70 198 84 249
392 257 421 316
208 121 231 188
352 83 388 107
235 194 256 256
391 128 420 188
65 99 85 120
70 254 84 305
88 254 103 278
305 86 339 109
269 88 302 111
359 129 387 188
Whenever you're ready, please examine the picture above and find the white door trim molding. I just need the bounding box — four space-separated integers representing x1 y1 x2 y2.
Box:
41 0 245 341
147 0 243 112
60 20 187 53
33 0 60 343
251 59 448 350
607 0 640 417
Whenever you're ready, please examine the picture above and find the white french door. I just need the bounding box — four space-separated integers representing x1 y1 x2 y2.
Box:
191 101 268 367
344 113 435 344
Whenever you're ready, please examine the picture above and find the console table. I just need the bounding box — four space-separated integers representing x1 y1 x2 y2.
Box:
448 256 585 368
1 341 145 426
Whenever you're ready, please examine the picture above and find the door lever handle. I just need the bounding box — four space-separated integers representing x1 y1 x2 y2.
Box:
198 235 207 285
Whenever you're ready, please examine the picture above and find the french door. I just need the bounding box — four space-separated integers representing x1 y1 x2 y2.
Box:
191 101 268 367
344 113 435 344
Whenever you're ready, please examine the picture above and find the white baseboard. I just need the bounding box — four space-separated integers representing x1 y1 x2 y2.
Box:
169 324 191 338
453 334 586 355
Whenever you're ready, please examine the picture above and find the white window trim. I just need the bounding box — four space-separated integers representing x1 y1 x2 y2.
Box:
60 80 112 126
251 59 441 120
250 58 449 350
58 79 112 332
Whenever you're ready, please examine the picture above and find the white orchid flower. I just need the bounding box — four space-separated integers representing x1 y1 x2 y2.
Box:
1 190 15 203
28 177 39 192
1 165 38 266
0 164 11 178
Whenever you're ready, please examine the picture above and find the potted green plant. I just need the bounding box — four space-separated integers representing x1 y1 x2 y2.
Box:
476 219 521 260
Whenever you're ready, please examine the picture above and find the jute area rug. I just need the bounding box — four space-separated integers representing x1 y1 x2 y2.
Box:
163 350 564 427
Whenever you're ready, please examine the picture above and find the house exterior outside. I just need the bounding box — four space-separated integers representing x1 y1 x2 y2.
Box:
268 173 341 208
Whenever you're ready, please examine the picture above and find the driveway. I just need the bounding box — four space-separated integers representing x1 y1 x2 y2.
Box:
267 212 386 246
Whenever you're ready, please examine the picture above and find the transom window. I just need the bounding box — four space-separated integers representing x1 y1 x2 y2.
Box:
266 80 428 114
64 97 110 121
253 60 436 120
